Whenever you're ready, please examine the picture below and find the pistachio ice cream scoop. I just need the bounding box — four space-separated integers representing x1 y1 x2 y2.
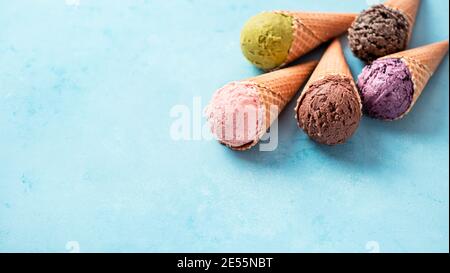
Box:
240 11 356 71
240 12 294 71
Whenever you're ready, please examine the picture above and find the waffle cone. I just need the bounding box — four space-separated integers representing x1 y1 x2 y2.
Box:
275 11 357 68
381 40 449 117
304 39 355 90
295 39 361 124
231 60 317 150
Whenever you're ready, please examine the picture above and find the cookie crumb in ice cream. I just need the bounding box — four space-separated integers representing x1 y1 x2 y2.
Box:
348 4 409 62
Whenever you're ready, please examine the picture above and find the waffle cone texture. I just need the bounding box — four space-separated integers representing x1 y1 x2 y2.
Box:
275 11 357 69
381 40 449 118
295 39 361 118
230 60 318 150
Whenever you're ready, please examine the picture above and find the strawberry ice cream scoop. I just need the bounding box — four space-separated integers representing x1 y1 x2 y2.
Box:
205 82 265 148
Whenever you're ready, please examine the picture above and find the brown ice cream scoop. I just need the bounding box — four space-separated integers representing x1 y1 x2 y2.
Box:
296 75 361 145
294 39 362 145
348 0 420 62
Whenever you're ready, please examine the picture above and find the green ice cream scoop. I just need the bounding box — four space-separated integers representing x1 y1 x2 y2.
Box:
240 12 294 70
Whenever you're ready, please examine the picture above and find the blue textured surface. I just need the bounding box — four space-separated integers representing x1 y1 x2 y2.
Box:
0 0 448 253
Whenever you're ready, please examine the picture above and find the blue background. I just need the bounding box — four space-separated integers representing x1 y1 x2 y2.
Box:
0 0 448 253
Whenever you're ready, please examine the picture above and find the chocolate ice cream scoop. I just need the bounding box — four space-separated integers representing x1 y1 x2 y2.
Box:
296 75 362 145
348 4 410 62
357 58 414 120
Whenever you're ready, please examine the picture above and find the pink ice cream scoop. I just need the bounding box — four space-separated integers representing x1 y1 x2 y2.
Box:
205 82 265 148
205 61 318 150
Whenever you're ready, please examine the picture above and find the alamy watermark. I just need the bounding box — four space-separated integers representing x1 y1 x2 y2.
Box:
365 241 381 253
66 241 81 253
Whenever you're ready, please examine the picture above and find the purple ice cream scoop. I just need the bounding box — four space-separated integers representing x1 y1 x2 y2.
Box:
357 58 414 120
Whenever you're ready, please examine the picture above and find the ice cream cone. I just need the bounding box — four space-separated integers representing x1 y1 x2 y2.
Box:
234 60 318 150
384 0 420 39
381 40 449 118
294 39 362 145
276 11 357 69
301 39 358 95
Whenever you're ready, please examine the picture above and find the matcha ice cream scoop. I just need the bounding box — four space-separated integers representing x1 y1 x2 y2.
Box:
240 11 356 70
240 12 294 71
